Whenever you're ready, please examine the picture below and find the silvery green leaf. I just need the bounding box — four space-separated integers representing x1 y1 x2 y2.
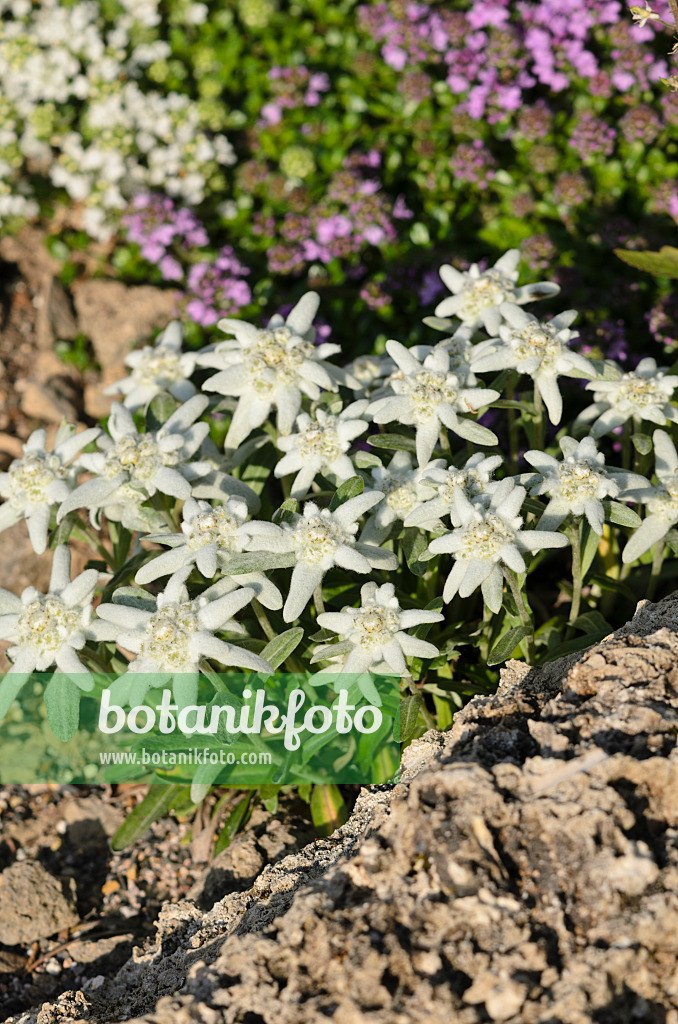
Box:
368 433 417 453
44 675 81 742
111 587 157 612
220 551 296 574
603 500 642 528
330 475 364 511
146 392 180 432
631 433 653 456
260 628 304 671
354 451 382 469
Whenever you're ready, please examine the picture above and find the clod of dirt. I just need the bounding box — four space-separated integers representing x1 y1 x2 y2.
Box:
0 862 79 947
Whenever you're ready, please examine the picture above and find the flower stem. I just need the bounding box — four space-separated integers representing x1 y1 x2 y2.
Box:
622 420 632 472
532 383 545 452
566 518 583 638
506 374 519 475
313 585 325 617
252 598 276 642
406 675 436 730
503 568 536 664
647 541 666 602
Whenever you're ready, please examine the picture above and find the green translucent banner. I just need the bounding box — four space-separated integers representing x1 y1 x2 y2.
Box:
0 672 401 785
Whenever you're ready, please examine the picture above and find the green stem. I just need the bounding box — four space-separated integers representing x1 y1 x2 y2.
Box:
74 518 113 567
533 383 545 452
647 542 666 602
503 568 536 664
252 598 276 643
406 675 436 730
622 420 632 472
566 518 583 638
506 374 519 475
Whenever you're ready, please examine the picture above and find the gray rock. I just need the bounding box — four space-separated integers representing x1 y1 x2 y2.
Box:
0 861 79 947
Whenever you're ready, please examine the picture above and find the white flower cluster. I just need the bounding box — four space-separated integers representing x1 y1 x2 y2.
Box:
0 0 235 236
0 248 676 716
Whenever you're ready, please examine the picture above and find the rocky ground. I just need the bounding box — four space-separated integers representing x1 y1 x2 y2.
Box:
0 593 676 1024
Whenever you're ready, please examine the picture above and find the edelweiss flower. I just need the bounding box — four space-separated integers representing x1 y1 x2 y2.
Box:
57 397 211 530
434 250 560 334
471 303 595 425
622 430 678 563
312 582 443 674
197 292 354 448
248 492 398 622
0 545 115 685
0 424 100 554
96 573 272 704
524 436 645 535
135 496 283 609
578 358 678 438
404 453 503 530
104 321 198 411
368 341 500 466
428 481 567 612
274 401 369 498
362 451 440 543
343 354 395 397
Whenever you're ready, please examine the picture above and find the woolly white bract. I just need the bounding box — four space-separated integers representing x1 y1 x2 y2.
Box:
96 572 272 705
623 431 678 563
404 453 503 530
104 321 197 411
57 396 211 529
368 340 500 466
197 292 353 448
428 481 568 612
312 582 443 675
0 424 100 554
471 304 595 425
274 401 369 498
248 492 398 623
362 451 440 544
525 437 646 535
579 358 678 438
0 545 114 678
434 250 560 334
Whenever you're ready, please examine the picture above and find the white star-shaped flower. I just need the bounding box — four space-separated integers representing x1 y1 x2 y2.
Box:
368 340 500 466
57 397 211 530
248 492 398 622
471 303 596 425
274 401 369 498
434 250 560 334
0 424 100 554
362 451 440 544
427 480 567 612
0 545 115 685
524 436 646 535
577 358 678 439
197 292 355 448
104 321 198 411
135 496 283 609
622 430 678 563
404 452 503 530
96 573 272 706
312 582 443 675
630 3 661 28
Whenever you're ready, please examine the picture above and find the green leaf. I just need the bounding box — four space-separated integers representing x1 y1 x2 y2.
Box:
49 512 78 550
603 500 642 529
487 625 532 666
329 475 364 511
219 551 296 574
310 783 348 837
367 433 417 453
110 585 157 612
273 498 298 524
259 784 280 813
397 692 422 743
111 783 188 851
401 527 429 577
214 794 252 855
432 694 455 730
615 246 678 279
146 391 180 431
454 418 498 446
260 627 304 671
572 611 613 635
44 675 81 742
297 783 312 803
580 523 600 578
632 433 653 456
354 450 382 469
491 399 533 413
0 671 31 723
